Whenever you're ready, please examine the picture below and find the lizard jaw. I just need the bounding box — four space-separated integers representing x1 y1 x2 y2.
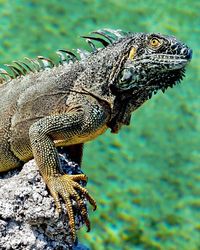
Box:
133 53 191 70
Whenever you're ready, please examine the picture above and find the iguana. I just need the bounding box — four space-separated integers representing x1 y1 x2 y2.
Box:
0 29 192 242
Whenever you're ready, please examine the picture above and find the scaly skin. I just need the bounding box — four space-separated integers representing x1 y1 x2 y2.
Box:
0 29 192 242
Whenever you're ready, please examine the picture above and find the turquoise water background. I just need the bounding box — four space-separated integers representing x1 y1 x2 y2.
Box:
0 0 199 249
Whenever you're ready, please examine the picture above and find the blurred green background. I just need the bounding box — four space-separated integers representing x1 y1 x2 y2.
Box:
0 0 199 249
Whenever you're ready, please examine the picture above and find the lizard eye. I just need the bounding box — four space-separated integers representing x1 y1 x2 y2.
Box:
149 37 162 49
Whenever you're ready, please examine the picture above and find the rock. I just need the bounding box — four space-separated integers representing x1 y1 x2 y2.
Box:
0 160 90 250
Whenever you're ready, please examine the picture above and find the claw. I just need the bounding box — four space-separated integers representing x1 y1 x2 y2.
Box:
65 196 76 242
76 196 91 232
45 174 97 242
74 183 97 211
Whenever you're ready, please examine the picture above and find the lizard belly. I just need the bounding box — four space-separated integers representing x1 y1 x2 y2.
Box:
54 124 108 147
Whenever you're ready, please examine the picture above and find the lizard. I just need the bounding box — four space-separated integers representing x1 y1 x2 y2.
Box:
0 29 192 242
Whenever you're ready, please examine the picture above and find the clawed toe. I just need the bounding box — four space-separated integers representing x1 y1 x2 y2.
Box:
46 174 97 242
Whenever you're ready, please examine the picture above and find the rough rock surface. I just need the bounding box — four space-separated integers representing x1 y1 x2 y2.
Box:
0 160 89 250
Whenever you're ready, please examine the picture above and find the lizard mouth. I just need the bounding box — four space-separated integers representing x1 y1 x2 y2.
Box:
149 54 190 69
135 54 190 70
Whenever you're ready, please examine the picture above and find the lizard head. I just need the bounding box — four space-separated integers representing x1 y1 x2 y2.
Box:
82 29 192 133
113 33 192 98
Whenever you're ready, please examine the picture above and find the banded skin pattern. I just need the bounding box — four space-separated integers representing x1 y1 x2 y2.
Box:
0 29 192 242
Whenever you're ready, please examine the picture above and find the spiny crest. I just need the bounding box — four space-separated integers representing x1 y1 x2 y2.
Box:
0 52 78 84
82 28 130 50
0 29 128 84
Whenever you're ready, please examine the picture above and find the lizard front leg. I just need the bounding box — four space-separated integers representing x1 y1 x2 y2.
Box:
29 104 109 241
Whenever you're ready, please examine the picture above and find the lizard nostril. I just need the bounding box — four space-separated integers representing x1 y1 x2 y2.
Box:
186 48 192 60
181 48 192 60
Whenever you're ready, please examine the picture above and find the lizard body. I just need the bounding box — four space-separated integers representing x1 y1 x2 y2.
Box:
0 29 192 241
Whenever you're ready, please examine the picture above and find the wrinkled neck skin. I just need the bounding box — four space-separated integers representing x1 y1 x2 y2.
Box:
76 37 134 104
107 86 149 133
75 37 149 133
78 40 147 133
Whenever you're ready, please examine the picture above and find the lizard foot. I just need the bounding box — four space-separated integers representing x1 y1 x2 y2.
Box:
45 174 97 241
